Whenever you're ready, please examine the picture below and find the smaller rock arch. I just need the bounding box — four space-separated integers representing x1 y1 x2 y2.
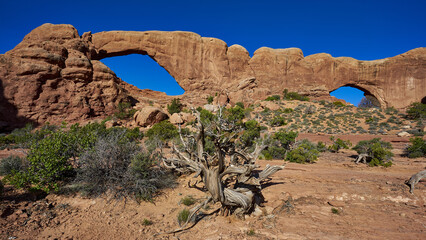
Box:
329 84 381 107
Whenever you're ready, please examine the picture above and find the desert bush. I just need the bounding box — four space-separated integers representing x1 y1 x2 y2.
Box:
286 139 319 164
142 219 153 226
283 89 309 101
265 95 281 101
406 102 426 120
405 137 426 158
0 156 27 176
225 105 245 122
146 121 178 142
262 129 298 159
283 108 293 113
358 96 380 108
0 123 56 149
167 98 183 115
353 138 393 167
181 195 196 206
240 120 261 147
115 102 137 119
333 101 345 107
269 116 286 127
235 102 245 109
305 105 317 114
206 96 214 104
328 136 352 153
316 141 327 152
5 130 77 192
177 209 190 226
75 130 173 200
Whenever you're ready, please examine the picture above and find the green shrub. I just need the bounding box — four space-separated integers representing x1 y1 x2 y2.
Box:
142 219 153 226
146 121 178 142
286 139 319 164
328 136 352 153
406 137 426 158
333 101 345 107
115 102 137 120
353 138 393 167
167 98 183 115
406 102 426 120
262 129 298 159
0 123 57 149
177 209 190 226
240 120 261 147
331 208 340 215
199 109 216 124
283 89 309 101
181 195 196 206
5 130 77 192
316 141 327 152
246 229 256 236
265 95 281 101
235 102 245 109
283 108 294 113
206 96 214 104
269 116 286 127
0 156 27 176
225 105 245 122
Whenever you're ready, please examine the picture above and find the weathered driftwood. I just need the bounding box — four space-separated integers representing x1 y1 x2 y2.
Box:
355 153 370 164
406 170 426 194
161 107 284 228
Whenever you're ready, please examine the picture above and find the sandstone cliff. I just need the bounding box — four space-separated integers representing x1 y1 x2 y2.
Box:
0 23 425 130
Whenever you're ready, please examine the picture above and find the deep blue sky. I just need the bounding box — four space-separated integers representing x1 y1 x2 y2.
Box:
1 0 425 105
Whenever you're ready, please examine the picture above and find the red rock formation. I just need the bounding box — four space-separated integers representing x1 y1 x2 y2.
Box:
90 30 425 109
0 24 130 130
1 23 425 130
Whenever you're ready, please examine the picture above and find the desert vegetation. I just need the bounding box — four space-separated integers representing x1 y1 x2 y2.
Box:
0 98 425 238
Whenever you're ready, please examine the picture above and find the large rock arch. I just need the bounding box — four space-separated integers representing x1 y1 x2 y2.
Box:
90 30 425 109
0 23 425 129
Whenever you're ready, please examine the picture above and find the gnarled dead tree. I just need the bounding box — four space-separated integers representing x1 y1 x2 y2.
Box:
161 107 284 229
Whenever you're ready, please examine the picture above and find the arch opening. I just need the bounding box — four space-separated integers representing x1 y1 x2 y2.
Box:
329 85 380 108
100 54 185 96
421 97 426 104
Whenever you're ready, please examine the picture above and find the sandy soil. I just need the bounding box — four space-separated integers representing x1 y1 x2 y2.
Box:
1 135 425 240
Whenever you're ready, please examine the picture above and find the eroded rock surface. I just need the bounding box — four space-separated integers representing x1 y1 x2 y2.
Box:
1 23 425 130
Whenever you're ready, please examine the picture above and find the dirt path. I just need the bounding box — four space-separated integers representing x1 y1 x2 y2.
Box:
1 146 425 239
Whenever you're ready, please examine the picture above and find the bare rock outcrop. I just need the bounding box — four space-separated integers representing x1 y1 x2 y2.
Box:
0 24 130 130
1 23 425 130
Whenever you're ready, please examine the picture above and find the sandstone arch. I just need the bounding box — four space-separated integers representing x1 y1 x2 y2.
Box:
100 53 185 95
90 30 425 109
0 23 425 128
329 84 381 107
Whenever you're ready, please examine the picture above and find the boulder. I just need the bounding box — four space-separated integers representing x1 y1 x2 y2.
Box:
169 113 184 124
397 131 411 137
260 101 280 111
133 107 168 127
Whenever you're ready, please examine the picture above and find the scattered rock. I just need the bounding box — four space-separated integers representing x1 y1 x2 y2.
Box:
397 131 411 137
133 107 168 127
169 113 184 125
260 101 280 111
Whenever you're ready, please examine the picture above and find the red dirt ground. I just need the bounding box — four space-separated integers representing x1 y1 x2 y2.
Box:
1 134 425 240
